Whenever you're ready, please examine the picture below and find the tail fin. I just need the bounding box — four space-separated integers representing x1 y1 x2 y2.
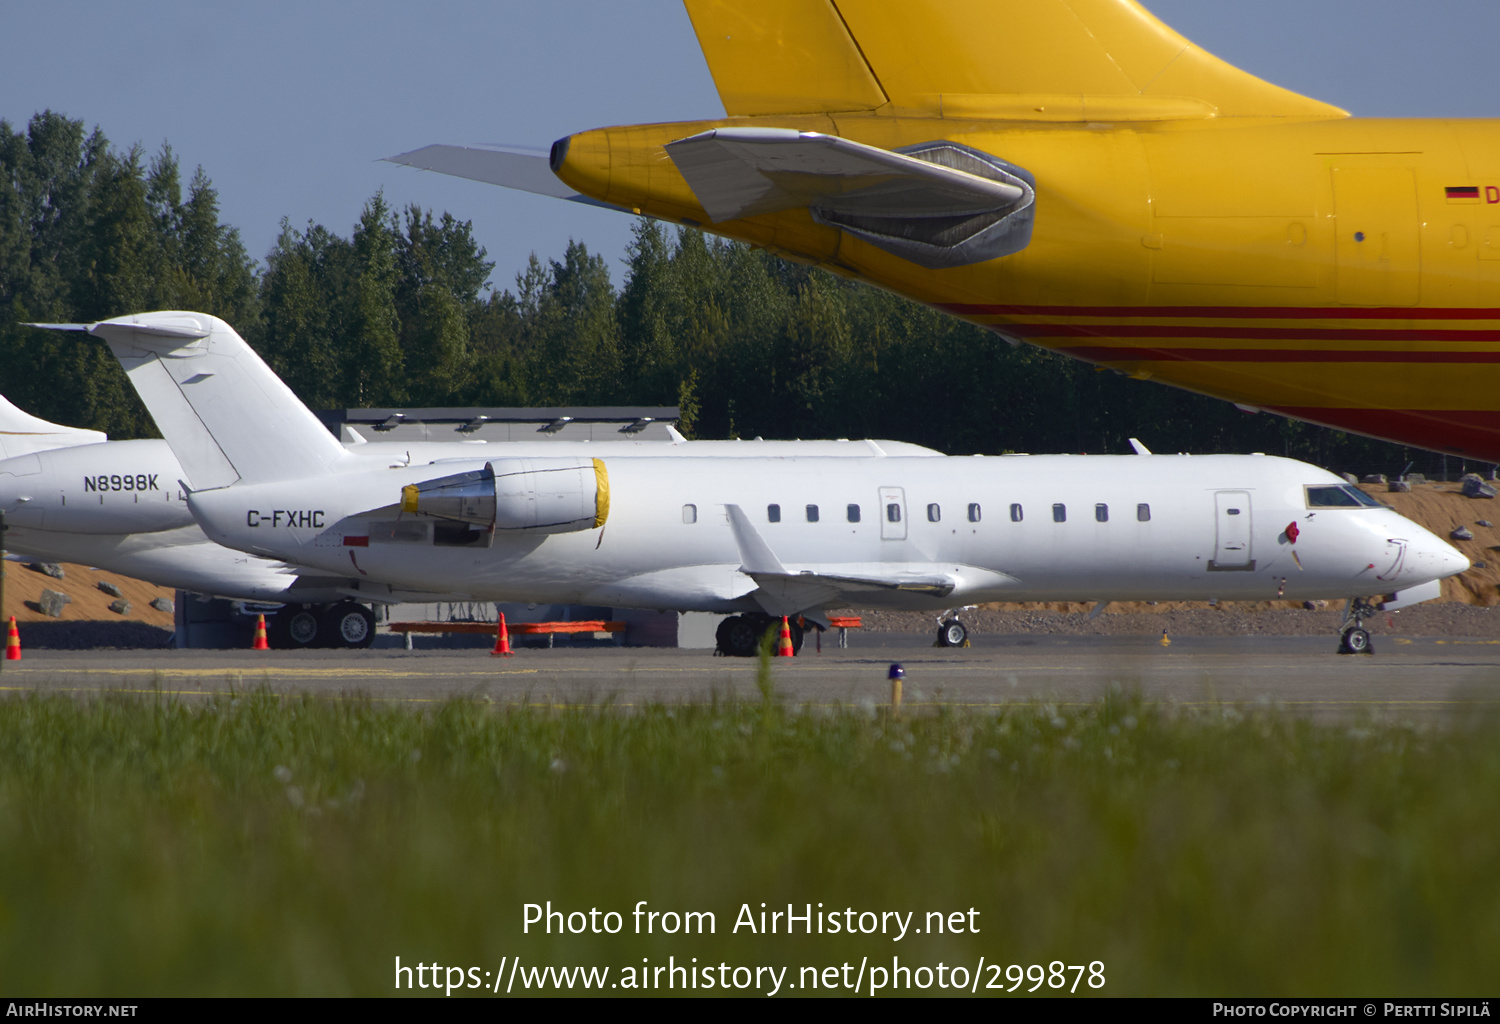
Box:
683 0 1345 120
29 312 348 489
0 395 106 460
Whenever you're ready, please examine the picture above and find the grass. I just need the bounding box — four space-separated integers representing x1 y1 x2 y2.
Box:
0 683 1496 996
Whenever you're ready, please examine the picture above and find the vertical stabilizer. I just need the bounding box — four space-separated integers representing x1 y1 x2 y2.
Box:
683 0 886 115
30 312 349 489
0 395 106 460
683 0 1346 120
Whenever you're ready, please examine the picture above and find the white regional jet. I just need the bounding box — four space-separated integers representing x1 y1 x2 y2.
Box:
31 312 1469 656
0 386 938 649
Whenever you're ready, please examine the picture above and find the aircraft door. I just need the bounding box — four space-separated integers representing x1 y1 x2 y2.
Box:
1211 491 1254 571
1332 166 1420 306
879 486 907 541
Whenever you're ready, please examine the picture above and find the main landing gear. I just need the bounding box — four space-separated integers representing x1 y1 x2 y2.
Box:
268 601 377 650
1336 598 1375 655
714 613 805 657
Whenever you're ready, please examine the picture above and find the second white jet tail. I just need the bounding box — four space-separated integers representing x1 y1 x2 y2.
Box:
28 312 349 489
0 395 106 460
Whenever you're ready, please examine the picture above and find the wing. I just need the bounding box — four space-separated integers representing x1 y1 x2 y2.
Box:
724 504 998 618
665 129 1035 268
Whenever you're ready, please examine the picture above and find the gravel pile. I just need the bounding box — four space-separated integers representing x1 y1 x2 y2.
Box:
7 621 175 651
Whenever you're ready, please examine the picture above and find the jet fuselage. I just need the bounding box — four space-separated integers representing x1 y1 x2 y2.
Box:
185 451 1466 613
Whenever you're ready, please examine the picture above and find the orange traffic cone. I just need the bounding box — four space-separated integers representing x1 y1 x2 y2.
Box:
252 614 269 650
4 616 19 661
775 616 794 658
492 612 512 657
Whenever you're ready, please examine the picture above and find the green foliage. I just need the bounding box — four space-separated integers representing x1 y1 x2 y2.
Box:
0 112 259 437
0 691 1496 995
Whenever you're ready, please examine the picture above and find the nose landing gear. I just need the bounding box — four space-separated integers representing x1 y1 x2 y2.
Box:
1337 598 1376 655
935 618 969 647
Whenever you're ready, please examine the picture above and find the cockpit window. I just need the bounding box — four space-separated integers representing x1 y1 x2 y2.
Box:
1305 484 1382 509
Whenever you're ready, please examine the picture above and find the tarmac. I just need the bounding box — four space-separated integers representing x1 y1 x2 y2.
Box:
1 632 1498 723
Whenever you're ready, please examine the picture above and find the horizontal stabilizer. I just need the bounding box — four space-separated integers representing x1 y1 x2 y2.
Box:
666 129 1034 268
384 145 625 210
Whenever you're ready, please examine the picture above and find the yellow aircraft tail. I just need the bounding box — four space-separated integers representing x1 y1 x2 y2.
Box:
683 0 1347 120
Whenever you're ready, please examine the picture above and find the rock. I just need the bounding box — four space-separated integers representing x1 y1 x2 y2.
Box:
1479 520 1493 528
1474 561 1488 570
26 562 64 579
1340 473 1359 485
1388 480 1411 492
1406 473 1428 485
1461 473 1497 499
1362 474 1387 484
1451 526 1475 541
96 580 123 598
150 596 174 614
108 599 132 616
37 589 71 618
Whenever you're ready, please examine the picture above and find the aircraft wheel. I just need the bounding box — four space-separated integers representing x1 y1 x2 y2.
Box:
1338 626 1372 656
788 618 805 655
270 605 321 649
324 602 376 649
936 619 968 647
716 615 762 657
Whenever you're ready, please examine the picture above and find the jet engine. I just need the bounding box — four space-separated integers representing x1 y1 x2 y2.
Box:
400 457 609 535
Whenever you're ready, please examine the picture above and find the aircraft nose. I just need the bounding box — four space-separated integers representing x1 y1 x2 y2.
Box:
1408 531 1470 582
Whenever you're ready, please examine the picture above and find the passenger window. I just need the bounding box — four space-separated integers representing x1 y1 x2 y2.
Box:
1137 503 1151 522
1095 503 1108 523
767 504 781 523
887 503 902 523
968 503 982 523
1053 503 1066 523
806 504 819 523
682 504 697 524
1010 503 1023 522
927 503 941 523
847 504 861 523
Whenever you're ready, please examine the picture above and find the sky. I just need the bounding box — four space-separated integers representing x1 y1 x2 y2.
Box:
3 1 1500 294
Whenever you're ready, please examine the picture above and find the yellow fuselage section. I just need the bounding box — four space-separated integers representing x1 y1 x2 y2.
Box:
555 114 1500 459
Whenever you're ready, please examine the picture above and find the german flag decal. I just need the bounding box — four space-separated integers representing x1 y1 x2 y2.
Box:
1447 185 1481 203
